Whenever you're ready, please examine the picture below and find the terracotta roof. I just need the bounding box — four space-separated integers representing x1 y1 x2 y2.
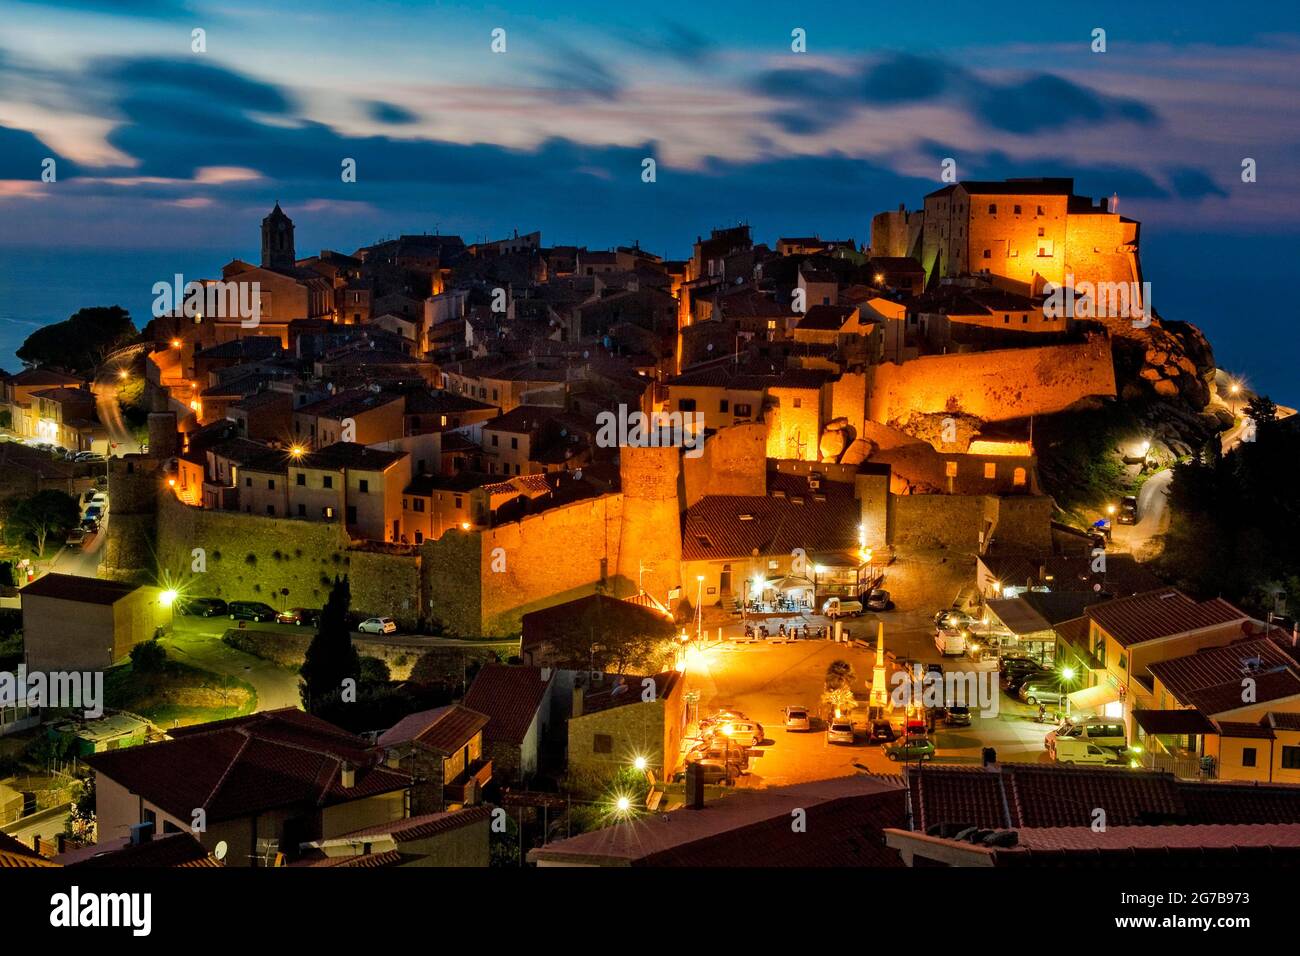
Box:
330 806 492 842
378 704 488 754
1148 638 1295 703
463 665 553 745
87 709 408 824
62 833 219 868
796 304 856 331
1215 720 1275 739
1131 709 1219 736
0 832 57 868
297 441 407 472
683 492 860 561
1013 823 1300 851
529 774 906 867
1186 670 1300 715
1087 589 1248 648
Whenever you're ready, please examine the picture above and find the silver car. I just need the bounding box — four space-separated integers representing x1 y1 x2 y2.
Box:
783 706 812 732
826 718 855 745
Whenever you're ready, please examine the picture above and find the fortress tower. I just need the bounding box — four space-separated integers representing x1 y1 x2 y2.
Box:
616 444 683 608
101 454 165 583
261 202 296 271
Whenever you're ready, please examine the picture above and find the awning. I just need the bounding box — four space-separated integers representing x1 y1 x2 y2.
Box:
1067 683 1122 711
776 574 815 592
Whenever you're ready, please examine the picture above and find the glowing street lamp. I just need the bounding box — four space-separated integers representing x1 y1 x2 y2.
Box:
159 589 178 607
1229 381 1242 417
695 574 705 642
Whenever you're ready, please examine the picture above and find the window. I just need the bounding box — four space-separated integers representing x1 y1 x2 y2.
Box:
296 473 305 486
987 203 997 214
1013 204 1021 215
266 505 275 515
414 531 423 544
1242 747 1258 768
1013 467 1027 486
983 462 996 479
793 398 802 409
245 477 252 487
678 398 696 412
1037 227 1045 237
945 461 958 478
346 505 357 524
323 506 334 518
510 437 518 450
1036 205 1045 215
720 399 729 413
323 475 333 489
297 504 306 517
983 249 991 259
414 499 425 513
491 434 499 447
454 495 463 508
593 734 613 754
402 498 408 509
1282 746 1300 770
359 479 369 493
735 403 752 417
267 479 276 490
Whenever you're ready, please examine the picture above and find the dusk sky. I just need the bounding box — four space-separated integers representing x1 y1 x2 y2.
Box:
1 0 1297 398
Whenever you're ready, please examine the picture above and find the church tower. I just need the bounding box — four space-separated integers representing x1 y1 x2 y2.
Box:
261 202 296 271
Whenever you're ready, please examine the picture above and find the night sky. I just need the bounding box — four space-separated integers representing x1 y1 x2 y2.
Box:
1 1 1297 400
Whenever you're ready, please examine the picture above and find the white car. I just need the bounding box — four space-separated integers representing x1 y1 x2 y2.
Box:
358 617 397 634
826 719 855 745
783 706 812 732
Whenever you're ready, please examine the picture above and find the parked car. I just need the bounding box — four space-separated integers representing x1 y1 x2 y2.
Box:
783 706 812 732
64 528 87 546
934 608 974 629
944 706 972 727
229 601 277 622
358 616 397 634
708 719 764 748
688 737 748 767
276 607 318 626
1117 494 1139 526
935 627 968 656
826 718 855 745
866 720 897 744
1005 668 1053 695
885 736 936 761
1054 741 1124 766
82 504 104 522
79 516 101 534
865 588 893 611
674 758 743 785
1018 678 1067 706
181 597 227 617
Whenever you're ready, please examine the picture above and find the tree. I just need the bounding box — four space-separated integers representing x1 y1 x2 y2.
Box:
8 490 80 556
1246 394 1278 430
130 639 167 674
16 305 136 375
824 659 856 691
542 596 677 674
299 576 360 712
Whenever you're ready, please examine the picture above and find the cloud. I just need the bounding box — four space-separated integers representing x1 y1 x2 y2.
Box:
531 44 623 101
752 52 1158 136
1167 166 1228 200
364 100 420 125
0 123 79 180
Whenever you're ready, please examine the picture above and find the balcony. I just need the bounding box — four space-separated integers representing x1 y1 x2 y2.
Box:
443 758 492 805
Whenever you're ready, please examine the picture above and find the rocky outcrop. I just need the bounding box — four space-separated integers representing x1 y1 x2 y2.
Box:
1115 318 1215 410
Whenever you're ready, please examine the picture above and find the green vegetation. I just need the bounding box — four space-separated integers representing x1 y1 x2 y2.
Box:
1158 395 1300 616
1 489 81 556
1033 403 1144 515
16 305 136 375
104 658 256 727
299 575 361 712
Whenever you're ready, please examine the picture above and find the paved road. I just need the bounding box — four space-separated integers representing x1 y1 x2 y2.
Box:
49 515 107 578
164 617 302 712
1111 467 1172 557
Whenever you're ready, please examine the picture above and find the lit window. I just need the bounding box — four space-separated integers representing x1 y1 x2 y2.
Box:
983 462 996 479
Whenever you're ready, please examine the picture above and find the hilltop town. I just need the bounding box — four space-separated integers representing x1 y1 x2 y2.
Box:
4 177 1300 872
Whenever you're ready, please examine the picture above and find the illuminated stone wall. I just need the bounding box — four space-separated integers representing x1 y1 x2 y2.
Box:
868 339 1116 424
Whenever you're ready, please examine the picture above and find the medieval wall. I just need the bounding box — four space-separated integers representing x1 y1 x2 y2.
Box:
868 339 1115 425
683 423 767 506
888 492 1053 554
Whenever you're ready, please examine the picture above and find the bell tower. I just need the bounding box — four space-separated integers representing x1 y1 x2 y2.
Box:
261 202 296 270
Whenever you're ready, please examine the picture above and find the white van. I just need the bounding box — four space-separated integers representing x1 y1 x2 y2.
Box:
822 598 863 619
934 627 967 656
1053 739 1123 765
1045 717 1126 756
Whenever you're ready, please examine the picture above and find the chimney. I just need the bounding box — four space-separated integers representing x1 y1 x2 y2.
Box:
129 821 155 845
340 762 356 789
55 833 67 854
572 686 584 718
1292 624 1298 648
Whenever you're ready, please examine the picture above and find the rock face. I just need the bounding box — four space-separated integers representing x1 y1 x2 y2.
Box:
1115 318 1215 410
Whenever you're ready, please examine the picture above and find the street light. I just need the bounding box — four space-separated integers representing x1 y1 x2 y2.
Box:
1229 381 1242 417
695 574 704 643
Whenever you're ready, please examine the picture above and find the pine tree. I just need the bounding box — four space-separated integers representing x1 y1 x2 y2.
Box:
299 576 361 712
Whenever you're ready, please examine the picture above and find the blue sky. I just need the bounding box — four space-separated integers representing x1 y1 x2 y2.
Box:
1 0 1298 397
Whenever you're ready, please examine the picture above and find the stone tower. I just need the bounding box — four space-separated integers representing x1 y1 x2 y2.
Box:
616 444 683 607
261 202 295 271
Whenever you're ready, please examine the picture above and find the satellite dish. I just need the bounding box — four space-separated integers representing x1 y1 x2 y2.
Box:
707 344 714 352
214 841 228 861
583 350 591 359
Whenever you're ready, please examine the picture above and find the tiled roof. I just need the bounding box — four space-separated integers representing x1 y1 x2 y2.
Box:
578 671 681 716
378 704 488 754
87 709 408 824
1175 780 1300 824
1148 638 1294 703
1087 589 1248 648
978 554 1161 597
462 665 553 745
296 388 403 420
0 832 57 868
1215 720 1275 739
1013 823 1300 851
683 492 860 561
331 805 492 842
1131 709 1219 735
796 304 856 331
297 441 407 471
1186 670 1300 716
529 774 906 867
62 833 219 868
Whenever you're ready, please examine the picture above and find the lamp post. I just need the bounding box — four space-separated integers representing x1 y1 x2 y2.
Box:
695 574 704 643
1229 382 1241 418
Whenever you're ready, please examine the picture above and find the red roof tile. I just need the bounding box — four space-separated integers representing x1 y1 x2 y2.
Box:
1087 589 1248 648
378 704 488 754
463 665 553 745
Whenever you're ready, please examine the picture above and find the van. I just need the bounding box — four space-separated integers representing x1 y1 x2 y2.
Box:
1045 718 1126 755
935 627 967 656
1053 739 1123 765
